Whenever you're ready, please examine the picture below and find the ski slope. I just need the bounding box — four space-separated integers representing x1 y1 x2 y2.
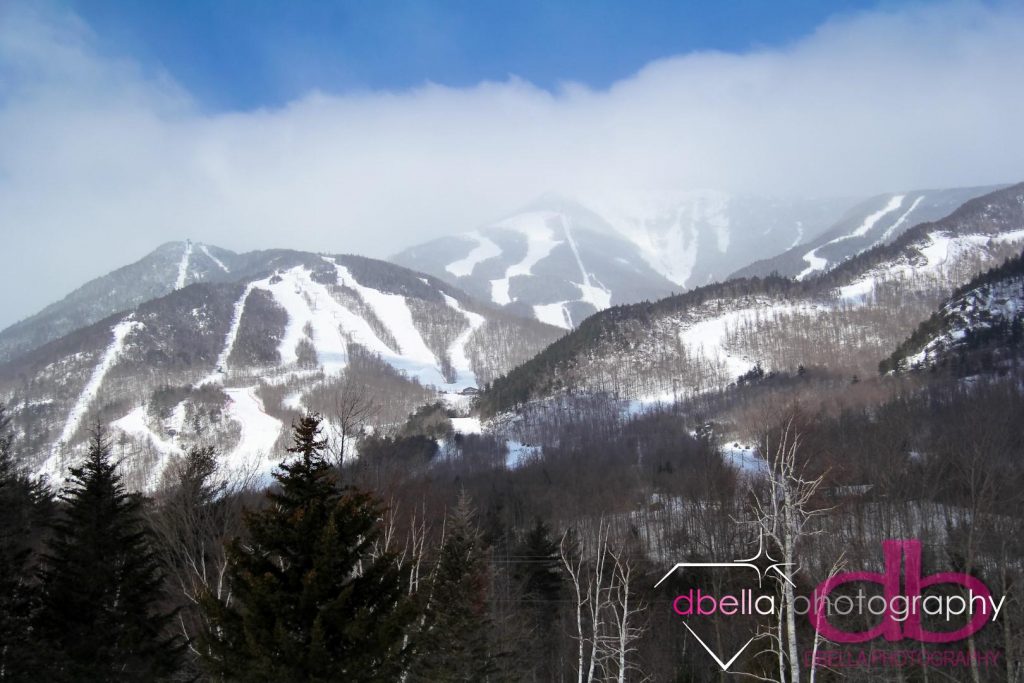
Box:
442 294 485 388
797 195 905 280
488 213 563 305
223 386 284 484
200 244 230 273
174 240 193 290
445 231 502 277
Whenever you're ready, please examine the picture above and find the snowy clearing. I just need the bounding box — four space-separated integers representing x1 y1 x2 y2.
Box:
797 195 905 280
223 387 284 486
200 282 257 385
445 231 502 278
199 244 230 273
442 294 485 389
174 240 193 290
488 213 563 305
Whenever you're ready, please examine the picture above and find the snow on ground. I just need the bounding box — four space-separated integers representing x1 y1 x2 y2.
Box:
796 248 828 282
488 212 563 305
199 244 230 273
442 294 485 388
111 407 184 489
678 308 762 379
223 386 284 485
797 195 905 280
563 218 612 311
41 317 142 478
330 259 447 386
506 440 542 467
55 318 141 449
263 267 357 376
282 391 305 411
174 240 193 290
591 190 728 288
199 282 257 385
721 442 768 475
838 229 1024 302
533 302 573 329
880 195 925 242
451 416 482 435
445 231 502 277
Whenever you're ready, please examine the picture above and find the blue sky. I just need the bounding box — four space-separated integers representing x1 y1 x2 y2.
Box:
2 0 1024 327
67 0 885 110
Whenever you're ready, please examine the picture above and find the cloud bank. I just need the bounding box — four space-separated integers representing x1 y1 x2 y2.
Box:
1 1 1024 327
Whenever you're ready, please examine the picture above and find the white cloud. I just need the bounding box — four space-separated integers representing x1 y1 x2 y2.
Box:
1 1 1024 327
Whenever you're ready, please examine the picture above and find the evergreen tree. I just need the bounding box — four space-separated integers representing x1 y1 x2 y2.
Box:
0 404 51 680
36 424 182 681
512 518 564 681
201 414 416 682
410 491 499 682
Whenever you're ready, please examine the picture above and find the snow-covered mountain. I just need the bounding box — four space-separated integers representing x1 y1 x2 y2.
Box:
882 249 1024 373
0 249 561 488
479 183 1024 415
393 193 855 327
392 201 680 329
730 185 1004 281
0 240 241 363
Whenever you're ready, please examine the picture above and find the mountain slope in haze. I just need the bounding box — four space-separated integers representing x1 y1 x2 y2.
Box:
392 204 681 329
479 182 1024 415
0 249 562 488
0 240 241 363
393 193 855 327
730 185 1004 281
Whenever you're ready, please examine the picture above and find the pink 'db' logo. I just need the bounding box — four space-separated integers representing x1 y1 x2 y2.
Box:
809 540 993 644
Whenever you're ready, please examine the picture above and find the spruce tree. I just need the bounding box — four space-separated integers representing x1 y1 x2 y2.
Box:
512 518 564 681
201 414 416 682
36 424 182 681
0 404 50 680
410 491 499 682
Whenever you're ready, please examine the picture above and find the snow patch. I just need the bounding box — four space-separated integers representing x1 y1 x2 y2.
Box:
199 244 230 273
445 231 501 278
442 294 485 389
200 282 256 385
562 217 612 311
174 240 193 290
797 195 905 280
880 195 925 242
534 302 573 329
223 387 284 485
330 259 447 385
488 212 564 305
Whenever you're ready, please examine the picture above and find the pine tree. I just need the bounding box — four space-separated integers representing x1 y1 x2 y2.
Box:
201 414 416 682
512 518 564 681
0 404 50 680
36 424 182 681
410 491 499 682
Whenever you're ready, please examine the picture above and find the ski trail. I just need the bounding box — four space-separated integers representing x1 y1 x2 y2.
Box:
200 282 257 385
445 231 502 277
200 244 230 273
223 386 284 485
327 258 447 385
442 294 485 388
797 195 905 281
43 317 141 477
487 213 562 305
174 240 193 289
562 217 611 310
534 301 573 329
880 195 925 242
